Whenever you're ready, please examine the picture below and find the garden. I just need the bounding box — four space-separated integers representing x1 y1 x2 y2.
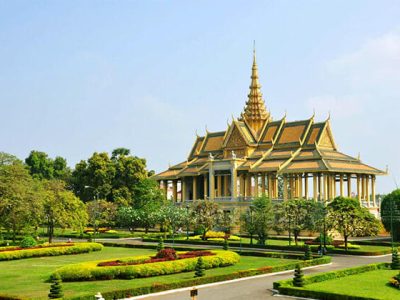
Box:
0 243 330 299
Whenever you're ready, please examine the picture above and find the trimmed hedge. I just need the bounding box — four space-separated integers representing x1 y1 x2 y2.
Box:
274 262 390 300
65 255 331 300
0 243 103 261
55 250 240 281
144 238 392 256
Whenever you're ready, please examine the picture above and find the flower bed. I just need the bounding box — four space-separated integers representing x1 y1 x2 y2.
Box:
0 243 73 253
55 250 240 281
98 249 214 267
0 242 103 261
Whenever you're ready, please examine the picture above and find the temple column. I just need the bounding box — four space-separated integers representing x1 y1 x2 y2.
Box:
366 176 370 207
163 180 168 198
304 173 308 200
231 166 238 200
261 173 266 195
173 180 178 202
223 175 229 197
274 175 278 199
347 174 352 197
298 175 303 199
323 174 328 202
204 175 208 199
193 177 197 200
283 175 288 200
240 174 245 197
313 174 318 201
246 174 252 197
217 175 222 198
254 174 259 197
356 175 361 204
208 162 215 200
372 176 376 207
333 174 337 199
318 173 322 201
339 174 344 197
182 178 187 201
289 176 294 198
268 174 273 198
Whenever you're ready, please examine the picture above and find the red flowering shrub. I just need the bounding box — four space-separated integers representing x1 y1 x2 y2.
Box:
155 248 177 260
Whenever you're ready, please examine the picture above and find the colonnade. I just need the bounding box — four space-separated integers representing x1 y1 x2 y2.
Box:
159 172 377 207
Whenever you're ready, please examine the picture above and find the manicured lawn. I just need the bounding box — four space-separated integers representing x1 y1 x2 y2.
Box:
0 246 297 299
304 269 399 299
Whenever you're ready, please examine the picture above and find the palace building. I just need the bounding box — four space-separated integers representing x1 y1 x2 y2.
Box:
153 51 385 213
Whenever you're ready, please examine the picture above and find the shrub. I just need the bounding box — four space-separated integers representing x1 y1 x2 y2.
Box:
194 257 205 277
392 249 400 270
304 245 312 260
55 250 240 281
19 236 37 248
48 273 63 299
313 234 333 245
223 239 229 251
0 242 103 261
155 248 177 260
335 243 360 249
156 237 164 252
293 265 304 287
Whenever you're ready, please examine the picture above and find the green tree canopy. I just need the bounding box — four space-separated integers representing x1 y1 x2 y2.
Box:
381 189 400 241
0 162 43 241
327 196 381 251
25 150 70 181
191 200 224 240
43 180 88 243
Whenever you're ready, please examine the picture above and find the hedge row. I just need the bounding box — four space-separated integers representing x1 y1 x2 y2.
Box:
55 250 240 281
273 262 390 300
66 255 331 300
101 241 208 252
0 243 103 261
144 238 392 256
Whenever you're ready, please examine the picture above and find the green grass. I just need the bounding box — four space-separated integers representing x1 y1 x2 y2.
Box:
0 247 297 299
304 269 399 299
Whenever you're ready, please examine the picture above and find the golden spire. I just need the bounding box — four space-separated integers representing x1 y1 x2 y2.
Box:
240 43 270 137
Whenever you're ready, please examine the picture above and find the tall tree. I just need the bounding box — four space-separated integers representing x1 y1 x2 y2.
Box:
86 199 118 230
327 197 380 251
274 199 320 245
0 162 43 241
381 189 400 241
43 180 88 243
191 200 223 240
25 151 54 180
0 152 20 166
247 196 274 245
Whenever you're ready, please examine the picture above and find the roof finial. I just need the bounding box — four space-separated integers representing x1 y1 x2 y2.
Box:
253 40 256 60
205 125 209 134
327 111 331 121
195 129 199 138
357 152 361 160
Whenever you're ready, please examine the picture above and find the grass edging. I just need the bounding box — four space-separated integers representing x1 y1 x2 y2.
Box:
65 249 330 299
273 262 390 300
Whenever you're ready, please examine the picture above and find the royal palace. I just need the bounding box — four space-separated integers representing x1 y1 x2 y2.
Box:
153 51 385 213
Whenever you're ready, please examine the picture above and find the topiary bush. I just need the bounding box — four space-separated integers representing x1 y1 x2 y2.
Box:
223 238 229 250
157 237 164 252
392 249 400 270
194 256 205 277
48 273 63 299
293 264 304 287
20 236 37 248
304 245 312 260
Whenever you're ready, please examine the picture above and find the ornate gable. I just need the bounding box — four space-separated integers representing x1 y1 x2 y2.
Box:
317 123 336 150
226 125 247 149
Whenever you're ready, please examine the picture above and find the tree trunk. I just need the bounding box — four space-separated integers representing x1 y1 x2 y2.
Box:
344 235 348 252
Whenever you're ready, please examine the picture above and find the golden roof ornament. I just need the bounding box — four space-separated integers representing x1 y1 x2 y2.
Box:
239 43 271 137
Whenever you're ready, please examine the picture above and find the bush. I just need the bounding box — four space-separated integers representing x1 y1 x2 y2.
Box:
155 248 177 260
223 239 229 251
392 249 400 270
335 243 360 249
19 236 37 248
156 237 164 252
194 257 205 277
293 265 304 287
48 273 63 299
0 243 103 261
313 234 333 245
304 245 312 260
55 250 240 281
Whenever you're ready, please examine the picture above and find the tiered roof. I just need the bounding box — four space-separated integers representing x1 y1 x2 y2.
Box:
153 52 384 181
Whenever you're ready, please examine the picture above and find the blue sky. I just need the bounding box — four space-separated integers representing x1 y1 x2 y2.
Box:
0 1 399 193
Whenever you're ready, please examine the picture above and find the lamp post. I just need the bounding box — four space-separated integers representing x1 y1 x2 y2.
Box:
84 185 99 242
186 204 190 240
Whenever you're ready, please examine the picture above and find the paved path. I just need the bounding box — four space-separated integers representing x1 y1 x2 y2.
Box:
132 254 390 300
